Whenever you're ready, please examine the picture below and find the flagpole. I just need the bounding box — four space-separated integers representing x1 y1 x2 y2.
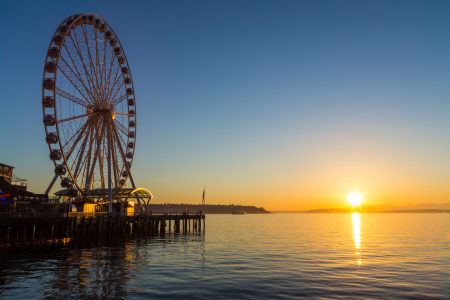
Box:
203 187 205 215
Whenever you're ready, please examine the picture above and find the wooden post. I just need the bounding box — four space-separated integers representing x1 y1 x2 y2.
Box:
114 215 120 238
82 217 87 240
97 216 101 237
39 225 44 239
74 217 79 240
90 217 94 239
18 225 24 241
65 222 70 239
109 216 113 238
22 225 27 241
0 226 8 241
69 218 73 239
86 218 90 240
54 224 59 239
160 217 164 235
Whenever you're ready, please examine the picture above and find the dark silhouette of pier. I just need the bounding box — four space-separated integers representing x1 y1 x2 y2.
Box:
0 212 205 247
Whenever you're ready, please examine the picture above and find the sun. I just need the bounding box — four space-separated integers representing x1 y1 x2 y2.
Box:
346 191 363 207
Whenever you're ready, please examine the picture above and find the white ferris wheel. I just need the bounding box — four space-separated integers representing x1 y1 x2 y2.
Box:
42 14 137 211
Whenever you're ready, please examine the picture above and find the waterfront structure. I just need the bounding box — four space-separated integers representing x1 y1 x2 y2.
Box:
0 14 205 246
0 171 48 213
0 212 205 246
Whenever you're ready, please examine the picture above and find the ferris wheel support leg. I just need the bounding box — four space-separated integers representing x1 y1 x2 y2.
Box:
85 123 106 195
107 117 113 213
45 174 59 195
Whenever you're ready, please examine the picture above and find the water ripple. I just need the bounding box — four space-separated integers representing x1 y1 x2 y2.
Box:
0 214 450 299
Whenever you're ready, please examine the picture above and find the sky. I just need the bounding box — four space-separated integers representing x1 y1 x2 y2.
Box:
0 0 449 211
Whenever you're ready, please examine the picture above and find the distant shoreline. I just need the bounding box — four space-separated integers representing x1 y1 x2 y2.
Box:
147 204 270 214
272 209 449 214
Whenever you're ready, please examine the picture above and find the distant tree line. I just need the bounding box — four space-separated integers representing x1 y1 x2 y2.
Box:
147 204 270 214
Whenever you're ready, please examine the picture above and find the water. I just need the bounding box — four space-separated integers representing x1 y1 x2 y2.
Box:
1 213 450 299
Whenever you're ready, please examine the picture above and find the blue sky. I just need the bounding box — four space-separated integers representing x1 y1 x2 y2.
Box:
1 0 449 210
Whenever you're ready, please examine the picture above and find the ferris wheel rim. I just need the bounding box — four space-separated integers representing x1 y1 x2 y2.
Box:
42 13 137 195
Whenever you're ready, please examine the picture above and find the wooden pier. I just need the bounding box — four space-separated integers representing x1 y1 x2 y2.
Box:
0 212 205 247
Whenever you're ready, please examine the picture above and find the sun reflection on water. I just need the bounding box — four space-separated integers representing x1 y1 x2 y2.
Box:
352 212 362 266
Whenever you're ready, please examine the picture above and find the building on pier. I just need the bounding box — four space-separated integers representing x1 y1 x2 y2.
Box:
0 163 13 183
54 188 153 213
0 177 49 212
73 197 97 213
0 163 27 191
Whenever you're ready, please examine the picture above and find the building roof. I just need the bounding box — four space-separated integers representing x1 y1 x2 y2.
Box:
55 188 153 199
0 163 14 168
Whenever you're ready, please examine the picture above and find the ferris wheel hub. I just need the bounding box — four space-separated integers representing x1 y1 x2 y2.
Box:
109 104 116 120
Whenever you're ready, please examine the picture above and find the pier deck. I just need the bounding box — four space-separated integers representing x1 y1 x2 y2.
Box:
0 212 205 246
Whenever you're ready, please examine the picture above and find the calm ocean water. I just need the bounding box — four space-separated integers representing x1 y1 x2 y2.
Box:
1 213 449 299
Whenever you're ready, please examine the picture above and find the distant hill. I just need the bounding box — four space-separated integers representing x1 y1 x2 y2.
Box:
304 208 352 213
273 204 450 214
377 203 450 211
147 204 270 214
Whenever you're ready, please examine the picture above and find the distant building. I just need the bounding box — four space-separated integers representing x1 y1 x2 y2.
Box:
0 163 27 191
0 163 47 212
0 163 13 183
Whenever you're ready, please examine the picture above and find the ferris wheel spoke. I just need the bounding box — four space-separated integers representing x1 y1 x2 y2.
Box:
93 28 107 105
87 25 108 108
106 69 124 104
55 87 90 108
57 113 94 125
73 153 88 183
61 34 97 98
110 94 127 107
113 119 129 136
102 41 111 104
61 121 89 156
58 56 94 102
80 24 102 97
104 48 119 101
113 125 131 164
69 123 92 177
61 116 99 154
69 30 99 102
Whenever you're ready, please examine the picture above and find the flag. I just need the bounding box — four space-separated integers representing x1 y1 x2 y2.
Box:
202 187 205 204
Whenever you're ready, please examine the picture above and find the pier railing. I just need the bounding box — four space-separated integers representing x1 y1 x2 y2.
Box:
0 212 69 218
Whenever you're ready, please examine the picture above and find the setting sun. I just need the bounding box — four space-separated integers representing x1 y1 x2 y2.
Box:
347 191 363 207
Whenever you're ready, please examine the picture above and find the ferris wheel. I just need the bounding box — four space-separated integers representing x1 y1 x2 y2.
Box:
42 14 136 206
